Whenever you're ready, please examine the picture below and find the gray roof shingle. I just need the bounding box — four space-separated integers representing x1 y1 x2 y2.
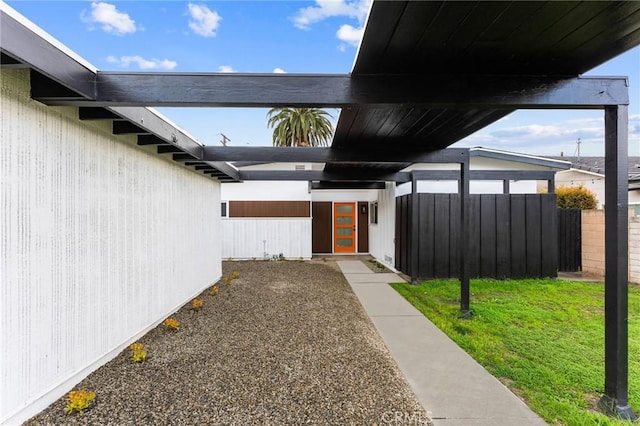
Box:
546 156 640 182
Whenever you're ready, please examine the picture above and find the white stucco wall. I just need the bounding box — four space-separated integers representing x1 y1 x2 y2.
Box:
311 189 379 202
220 164 312 259
1 69 222 424
221 219 312 259
369 183 397 269
221 163 312 201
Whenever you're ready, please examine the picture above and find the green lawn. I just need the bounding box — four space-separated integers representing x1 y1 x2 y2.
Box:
391 278 640 425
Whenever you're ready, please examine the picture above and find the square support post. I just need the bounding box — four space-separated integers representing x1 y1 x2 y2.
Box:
460 158 471 316
598 105 636 420
410 172 420 284
503 179 510 194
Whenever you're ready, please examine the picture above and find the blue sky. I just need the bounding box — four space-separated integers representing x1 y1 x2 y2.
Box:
5 0 640 156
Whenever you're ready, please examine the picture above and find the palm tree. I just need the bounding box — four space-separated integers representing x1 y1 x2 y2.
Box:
266 107 333 147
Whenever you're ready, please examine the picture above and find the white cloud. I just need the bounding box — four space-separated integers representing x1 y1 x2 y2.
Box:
336 24 364 46
273 68 287 74
106 55 177 70
82 2 136 36
188 3 222 37
454 114 640 156
218 65 236 73
293 0 371 30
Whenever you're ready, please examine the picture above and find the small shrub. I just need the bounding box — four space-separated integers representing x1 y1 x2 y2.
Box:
556 185 598 209
231 271 240 279
211 285 219 296
64 390 96 414
224 276 233 285
368 259 385 271
162 317 180 330
191 298 203 311
129 343 147 363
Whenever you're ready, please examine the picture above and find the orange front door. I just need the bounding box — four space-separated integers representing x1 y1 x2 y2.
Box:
334 202 356 253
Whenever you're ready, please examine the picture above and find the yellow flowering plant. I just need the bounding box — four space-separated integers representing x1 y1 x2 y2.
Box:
129 343 147 362
191 299 203 311
162 317 180 330
64 390 96 414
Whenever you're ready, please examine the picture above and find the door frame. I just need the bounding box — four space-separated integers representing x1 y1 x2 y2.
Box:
333 202 357 253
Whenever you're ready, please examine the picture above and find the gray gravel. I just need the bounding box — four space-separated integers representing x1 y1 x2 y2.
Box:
26 260 431 425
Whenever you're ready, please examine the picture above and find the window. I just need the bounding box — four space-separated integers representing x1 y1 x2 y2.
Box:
221 201 228 218
370 202 378 224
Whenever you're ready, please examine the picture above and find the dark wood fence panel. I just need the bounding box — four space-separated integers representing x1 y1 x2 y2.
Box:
395 193 558 279
541 196 559 277
448 195 460 279
495 196 511 279
395 196 412 273
312 202 332 253
480 195 497 278
526 194 542 277
433 194 451 277
468 195 482 277
357 202 369 253
395 197 402 271
510 195 527 279
557 208 582 272
418 194 435 278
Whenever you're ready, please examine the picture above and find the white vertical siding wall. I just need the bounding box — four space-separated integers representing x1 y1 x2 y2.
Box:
221 219 312 259
369 183 397 269
0 70 221 424
221 180 310 201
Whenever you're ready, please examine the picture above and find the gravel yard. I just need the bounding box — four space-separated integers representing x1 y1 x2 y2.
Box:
27 260 430 425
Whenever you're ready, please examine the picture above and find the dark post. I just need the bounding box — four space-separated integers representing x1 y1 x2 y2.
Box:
460 157 471 317
548 178 555 194
503 179 510 194
598 105 636 420
410 172 420 284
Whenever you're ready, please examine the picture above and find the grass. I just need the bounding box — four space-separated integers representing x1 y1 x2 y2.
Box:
391 278 640 425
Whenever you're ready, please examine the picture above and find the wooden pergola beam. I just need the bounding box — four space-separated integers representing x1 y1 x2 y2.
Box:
204 147 469 163
28 71 629 109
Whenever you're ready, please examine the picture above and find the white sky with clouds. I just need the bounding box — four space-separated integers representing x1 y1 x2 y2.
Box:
5 0 639 156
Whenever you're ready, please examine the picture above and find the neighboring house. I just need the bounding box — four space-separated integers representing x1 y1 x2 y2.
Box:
546 156 640 211
220 148 570 269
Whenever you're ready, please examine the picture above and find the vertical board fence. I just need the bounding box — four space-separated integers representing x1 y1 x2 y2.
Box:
557 208 582 272
395 193 558 279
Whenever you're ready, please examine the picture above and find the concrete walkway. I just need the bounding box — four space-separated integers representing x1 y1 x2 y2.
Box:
337 261 547 426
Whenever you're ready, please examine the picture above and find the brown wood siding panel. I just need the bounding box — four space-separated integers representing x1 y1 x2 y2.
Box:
229 201 310 218
358 202 369 253
312 202 332 253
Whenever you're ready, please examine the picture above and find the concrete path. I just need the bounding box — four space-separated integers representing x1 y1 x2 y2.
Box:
337 260 547 426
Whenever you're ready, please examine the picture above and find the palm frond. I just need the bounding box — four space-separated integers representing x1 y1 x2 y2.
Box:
266 107 334 147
